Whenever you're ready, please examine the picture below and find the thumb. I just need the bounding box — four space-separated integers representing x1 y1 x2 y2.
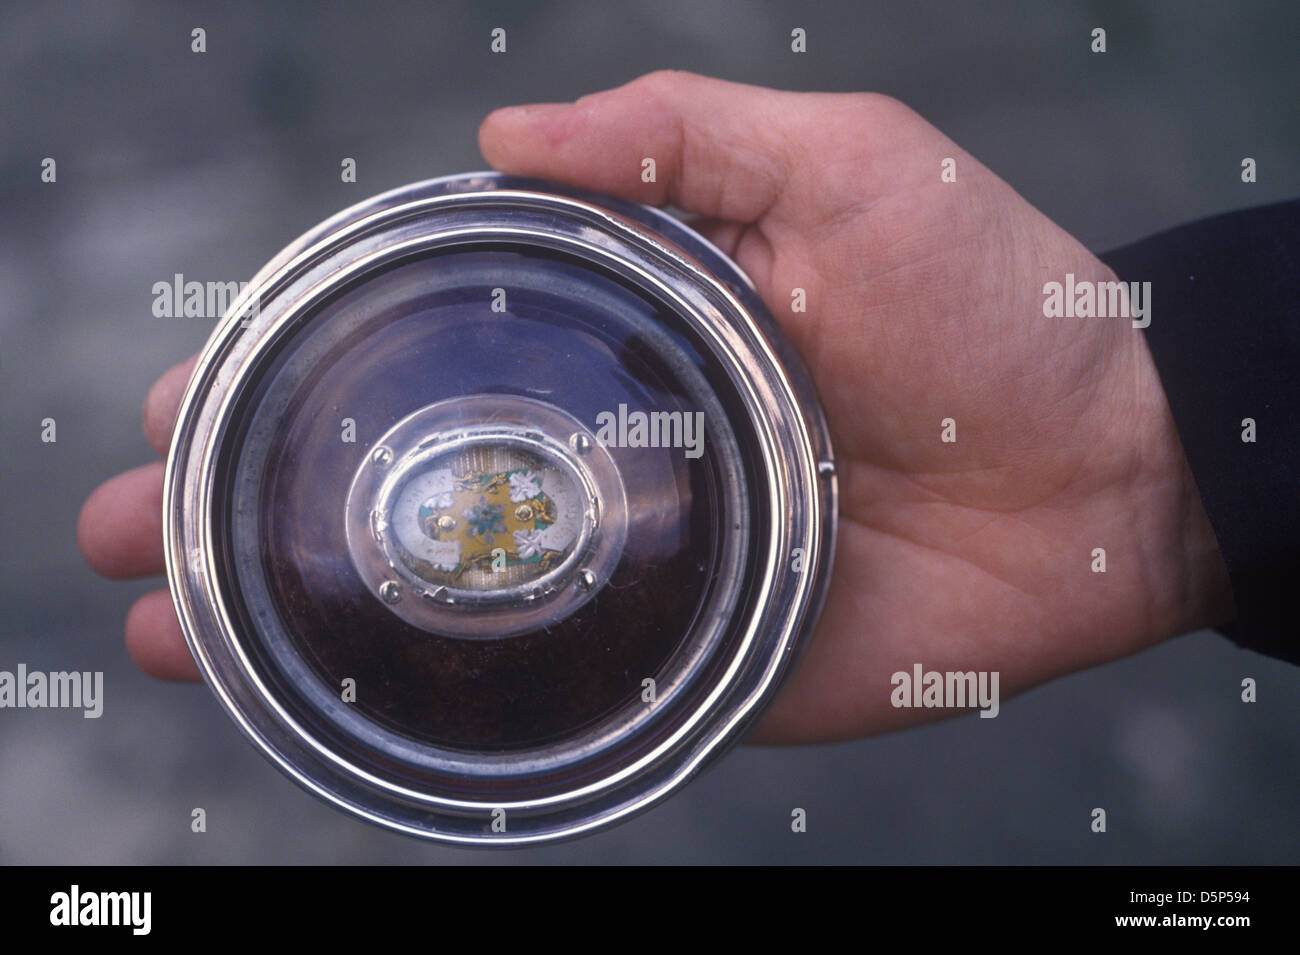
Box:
478 70 799 225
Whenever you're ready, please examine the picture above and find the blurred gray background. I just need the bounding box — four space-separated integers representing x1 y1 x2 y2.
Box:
2 0 1297 864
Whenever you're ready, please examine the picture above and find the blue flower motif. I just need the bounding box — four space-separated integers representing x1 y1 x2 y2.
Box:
463 496 506 543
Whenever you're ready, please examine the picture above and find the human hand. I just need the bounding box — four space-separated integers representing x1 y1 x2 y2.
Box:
478 71 1234 741
79 70 1233 743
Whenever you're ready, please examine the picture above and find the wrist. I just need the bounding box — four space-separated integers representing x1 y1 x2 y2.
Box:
1127 328 1235 641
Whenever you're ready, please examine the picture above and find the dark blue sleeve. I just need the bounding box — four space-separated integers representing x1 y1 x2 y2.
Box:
1099 199 1300 664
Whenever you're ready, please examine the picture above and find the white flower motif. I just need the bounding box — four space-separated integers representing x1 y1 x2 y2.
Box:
508 469 543 503
514 529 544 559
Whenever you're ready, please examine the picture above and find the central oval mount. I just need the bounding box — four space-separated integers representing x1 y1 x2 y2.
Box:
345 395 628 638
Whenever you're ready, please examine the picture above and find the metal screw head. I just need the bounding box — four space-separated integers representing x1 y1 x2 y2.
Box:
575 568 596 592
568 432 592 455
379 580 402 603
371 446 393 468
514 503 534 522
436 514 456 531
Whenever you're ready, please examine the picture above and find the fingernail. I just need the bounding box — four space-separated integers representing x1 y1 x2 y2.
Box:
499 102 572 119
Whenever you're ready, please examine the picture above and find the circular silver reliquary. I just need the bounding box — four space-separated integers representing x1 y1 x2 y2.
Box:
164 172 837 845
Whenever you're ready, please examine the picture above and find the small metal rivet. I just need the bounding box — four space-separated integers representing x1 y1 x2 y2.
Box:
371 446 393 468
575 569 596 592
515 503 534 522
818 460 835 477
568 432 592 455
379 580 401 603
436 514 456 531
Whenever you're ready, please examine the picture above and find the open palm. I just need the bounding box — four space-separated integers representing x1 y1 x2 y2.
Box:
477 72 1231 742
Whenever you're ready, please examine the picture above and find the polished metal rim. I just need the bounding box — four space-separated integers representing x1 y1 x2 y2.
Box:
163 172 838 845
